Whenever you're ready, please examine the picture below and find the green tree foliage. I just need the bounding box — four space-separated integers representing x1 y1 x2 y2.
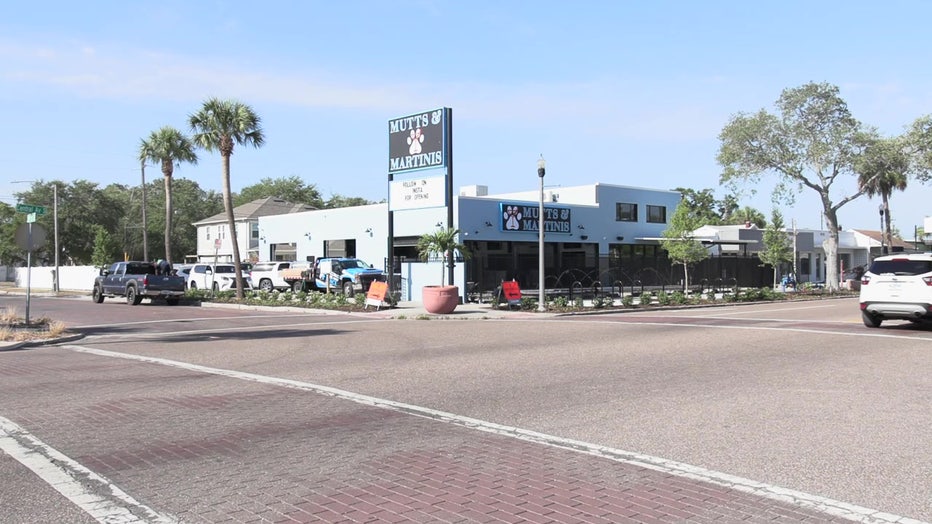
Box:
190 98 265 300
672 187 762 226
724 206 767 228
660 203 709 291
91 225 120 268
718 82 870 292
906 115 932 182
759 209 792 287
855 136 909 252
325 194 377 208
235 176 324 208
146 178 223 262
0 203 22 266
416 228 470 286
139 126 198 265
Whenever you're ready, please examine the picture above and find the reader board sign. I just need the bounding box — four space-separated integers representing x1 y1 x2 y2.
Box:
389 175 446 211
388 108 448 174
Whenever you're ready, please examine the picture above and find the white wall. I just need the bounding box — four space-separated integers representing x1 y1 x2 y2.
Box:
14 266 100 291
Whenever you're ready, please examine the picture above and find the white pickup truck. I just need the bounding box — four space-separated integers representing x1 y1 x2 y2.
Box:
249 261 309 291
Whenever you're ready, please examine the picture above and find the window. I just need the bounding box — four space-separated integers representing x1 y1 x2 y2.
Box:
251 223 259 239
616 203 637 222
206 227 211 240
647 205 666 223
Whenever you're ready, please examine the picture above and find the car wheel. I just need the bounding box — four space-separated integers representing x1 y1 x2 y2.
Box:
260 279 273 292
861 311 882 328
342 281 355 297
292 280 305 292
92 285 104 303
189 282 197 290
126 286 142 306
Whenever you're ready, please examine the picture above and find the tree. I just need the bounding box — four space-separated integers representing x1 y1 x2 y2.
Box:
659 203 709 292
855 136 909 253
91 226 120 268
718 82 870 292
139 126 198 265
325 194 377 208
15 180 123 265
235 176 324 208
759 209 793 288
189 98 265 300
416 227 470 286
724 206 766 228
0 203 22 266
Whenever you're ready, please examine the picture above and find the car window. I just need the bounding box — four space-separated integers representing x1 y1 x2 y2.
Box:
253 263 276 272
869 259 932 276
214 265 236 274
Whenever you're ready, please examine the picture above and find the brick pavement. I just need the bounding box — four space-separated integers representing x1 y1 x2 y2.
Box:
0 346 892 523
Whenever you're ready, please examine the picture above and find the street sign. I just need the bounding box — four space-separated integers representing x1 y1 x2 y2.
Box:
16 203 47 215
15 223 47 251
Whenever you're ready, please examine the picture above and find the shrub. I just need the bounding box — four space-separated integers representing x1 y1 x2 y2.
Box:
670 291 688 305
520 297 537 310
621 295 634 308
591 295 606 308
551 296 570 309
656 291 671 306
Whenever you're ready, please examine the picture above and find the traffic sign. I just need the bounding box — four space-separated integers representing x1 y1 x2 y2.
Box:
16 203 47 215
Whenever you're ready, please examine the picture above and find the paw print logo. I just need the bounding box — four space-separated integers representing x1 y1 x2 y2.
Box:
407 128 424 155
503 205 522 230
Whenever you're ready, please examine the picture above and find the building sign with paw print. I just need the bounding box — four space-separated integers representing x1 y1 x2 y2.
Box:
499 203 572 233
388 108 448 173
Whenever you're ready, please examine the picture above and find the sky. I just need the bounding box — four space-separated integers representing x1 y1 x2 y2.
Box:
2 1 930 236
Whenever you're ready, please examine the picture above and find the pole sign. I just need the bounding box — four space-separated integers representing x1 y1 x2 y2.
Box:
388 108 447 174
499 202 572 233
388 175 446 211
16 203 47 215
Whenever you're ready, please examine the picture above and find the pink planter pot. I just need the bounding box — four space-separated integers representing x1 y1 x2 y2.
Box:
422 285 460 314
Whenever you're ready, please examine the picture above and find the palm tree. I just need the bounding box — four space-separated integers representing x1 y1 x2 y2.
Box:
188 98 264 299
857 137 909 252
416 227 470 286
138 127 198 265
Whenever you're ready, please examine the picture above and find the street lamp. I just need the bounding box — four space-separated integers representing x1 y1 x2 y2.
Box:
879 203 887 256
537 155 546 312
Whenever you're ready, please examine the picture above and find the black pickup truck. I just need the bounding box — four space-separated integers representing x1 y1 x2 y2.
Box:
92 261 187 305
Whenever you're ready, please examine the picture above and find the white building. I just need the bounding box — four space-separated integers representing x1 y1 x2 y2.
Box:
256 183 681 301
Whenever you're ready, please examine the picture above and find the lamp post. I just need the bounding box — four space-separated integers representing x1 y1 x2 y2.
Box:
537 155 546 312
878 203 887 256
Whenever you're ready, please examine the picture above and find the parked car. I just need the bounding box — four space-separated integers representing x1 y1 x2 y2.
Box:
249 261 309 292
92 261 187 305
186 263 254 292
859 253 932 328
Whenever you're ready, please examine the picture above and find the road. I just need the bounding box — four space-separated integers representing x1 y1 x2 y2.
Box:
1 295 930 523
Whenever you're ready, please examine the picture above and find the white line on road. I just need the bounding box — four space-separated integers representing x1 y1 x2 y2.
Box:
0 416 177 524
64 344 925 524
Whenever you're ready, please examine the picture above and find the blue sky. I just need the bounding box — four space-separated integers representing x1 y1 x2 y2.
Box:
2 1 930 235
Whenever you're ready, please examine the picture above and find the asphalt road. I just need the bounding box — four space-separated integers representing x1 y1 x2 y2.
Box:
1 294 930 523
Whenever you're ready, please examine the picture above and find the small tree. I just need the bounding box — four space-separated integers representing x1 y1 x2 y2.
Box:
660 203 709 292
91 226 120 268
759 209 793 288
416 228 470 286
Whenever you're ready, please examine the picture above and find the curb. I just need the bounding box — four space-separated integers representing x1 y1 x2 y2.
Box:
0 333 86 351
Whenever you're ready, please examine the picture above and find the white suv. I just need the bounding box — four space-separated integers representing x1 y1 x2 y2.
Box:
859 253 932 328
187 263 253 292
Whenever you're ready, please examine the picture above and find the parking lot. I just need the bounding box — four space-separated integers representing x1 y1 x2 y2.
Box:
1 294 930 523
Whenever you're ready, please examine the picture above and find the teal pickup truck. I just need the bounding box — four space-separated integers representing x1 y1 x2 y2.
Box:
92 261 187 305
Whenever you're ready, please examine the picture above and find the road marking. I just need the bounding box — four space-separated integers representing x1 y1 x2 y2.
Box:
82 319 382 340
571 318 932 342
665 303 837 316
64 344 924 524
0 416 177 524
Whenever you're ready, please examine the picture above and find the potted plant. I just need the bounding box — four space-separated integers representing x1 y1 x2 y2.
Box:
417 227 471 314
